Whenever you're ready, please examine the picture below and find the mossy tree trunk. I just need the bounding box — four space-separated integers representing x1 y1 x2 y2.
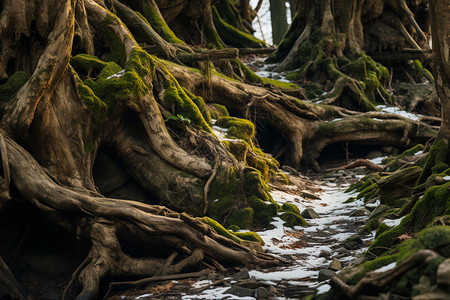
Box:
268 0 431 111
0 0 441 299
417 0 450 182
0 1 280 299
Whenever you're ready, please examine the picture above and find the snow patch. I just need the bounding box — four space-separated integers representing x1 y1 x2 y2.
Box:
107 70 125 79
383 216 405 227
374 262 397 273
376 105 422 121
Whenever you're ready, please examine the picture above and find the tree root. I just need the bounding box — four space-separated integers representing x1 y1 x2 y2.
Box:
323 159 385 173
331 249 440 299
2 132 280 299
103 269 210 300
204 156 220 214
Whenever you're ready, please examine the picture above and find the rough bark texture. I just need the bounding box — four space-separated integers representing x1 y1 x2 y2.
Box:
0 0 443 299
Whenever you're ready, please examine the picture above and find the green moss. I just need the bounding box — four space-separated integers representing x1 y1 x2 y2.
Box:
360 218 380 234
223 140 250 162
247 196 278 227
226 207 254 229
212 6 267 48
71 54 108 75
244 169 272 203
138 5 185 44
208 104 229 120
418 139 450 184
299 83 325 99
385 144 425 172
214 0 246 33
274 172 290 185
98 12 128 66
0 71 30 103
217 117 255 143
227 225 240 232
280 212 308 228
163 76 212 132
346 173 380 193
233 231 265 244
183 88 212 125
75 75 108 122
375 222 390 238
369 182 450 255
281 203 301 215
411 59 434 83
356 183 378 200
236 60 298 90
201 217 264 245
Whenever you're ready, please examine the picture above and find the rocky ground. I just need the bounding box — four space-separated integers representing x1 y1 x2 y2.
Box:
106 161 385 300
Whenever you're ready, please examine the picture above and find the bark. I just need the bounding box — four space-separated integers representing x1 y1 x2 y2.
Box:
0 0 442 299
269 0 289 45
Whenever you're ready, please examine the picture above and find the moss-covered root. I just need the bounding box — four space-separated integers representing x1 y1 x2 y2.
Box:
212 6 267 49
328 227 450 300
0 72 30 103
368 182 450 256
417 138 450 184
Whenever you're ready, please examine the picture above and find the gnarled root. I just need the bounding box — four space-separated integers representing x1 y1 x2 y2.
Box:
331 249 440 299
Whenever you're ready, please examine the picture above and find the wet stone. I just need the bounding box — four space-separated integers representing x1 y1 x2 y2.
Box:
236 280 259 289
318 269 336 281
335 247 350 254
255 287 270 299
300 191 322 200
224 286 254 297
329 258 342 271
268 286 278 296
282 165 299 176
350 208 371 217
319 250 331 258
233 268 250 280
302 208 320 219
342 235 364 250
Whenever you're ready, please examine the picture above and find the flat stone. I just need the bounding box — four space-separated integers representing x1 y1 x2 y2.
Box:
268 286 278 296
350 208 371 217
235 280 259 289
335 247 350 254
318 269 336 281
233 268 250 280
319 250 331 258
301 208 320 219
300 191 321 200
342 235 364 250
329 258 342 271
224 286 254 297
281 165 299 176
255 287 270 299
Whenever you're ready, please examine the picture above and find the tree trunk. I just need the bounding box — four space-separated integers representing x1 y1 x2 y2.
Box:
269 0 289 45
0 0 441 298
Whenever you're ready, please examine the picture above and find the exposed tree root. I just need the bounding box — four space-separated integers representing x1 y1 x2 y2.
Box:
331 249 440 299
324 159 385 173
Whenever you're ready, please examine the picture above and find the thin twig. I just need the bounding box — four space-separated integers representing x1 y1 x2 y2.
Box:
204 157 220 214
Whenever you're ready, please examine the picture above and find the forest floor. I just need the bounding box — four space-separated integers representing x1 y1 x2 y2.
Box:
106 159 390 299
105 56 424 300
